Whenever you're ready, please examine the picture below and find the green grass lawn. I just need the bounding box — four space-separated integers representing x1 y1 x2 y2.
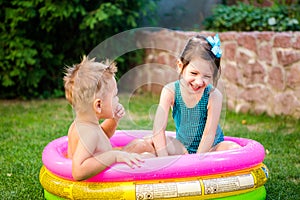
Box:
0 93 299 199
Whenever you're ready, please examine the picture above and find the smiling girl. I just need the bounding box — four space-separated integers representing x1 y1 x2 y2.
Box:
152 34 240 156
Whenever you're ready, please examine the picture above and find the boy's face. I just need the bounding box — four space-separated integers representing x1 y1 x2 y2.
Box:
99 77 119 118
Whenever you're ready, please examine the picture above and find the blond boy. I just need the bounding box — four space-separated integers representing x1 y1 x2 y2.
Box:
64 56 144 181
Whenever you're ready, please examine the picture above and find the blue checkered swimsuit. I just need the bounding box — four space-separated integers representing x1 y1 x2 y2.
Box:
172 80 224 154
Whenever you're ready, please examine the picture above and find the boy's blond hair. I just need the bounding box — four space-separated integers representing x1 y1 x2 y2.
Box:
63 56 117 113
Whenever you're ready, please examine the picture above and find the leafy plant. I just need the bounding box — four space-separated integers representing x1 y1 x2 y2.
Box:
203 2 300 32
0 0 158 99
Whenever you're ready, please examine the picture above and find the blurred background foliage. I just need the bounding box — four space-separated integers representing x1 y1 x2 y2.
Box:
204 1 300 31
1 0 299 99
0 0 157 99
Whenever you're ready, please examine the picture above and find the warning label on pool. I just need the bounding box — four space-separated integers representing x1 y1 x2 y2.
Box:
203 174 254 194
135 180 201 200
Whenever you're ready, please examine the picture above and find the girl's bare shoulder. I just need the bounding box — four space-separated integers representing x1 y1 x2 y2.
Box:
208 87 223 109
160 81 176 105
164 81 176 92
210 87 223 99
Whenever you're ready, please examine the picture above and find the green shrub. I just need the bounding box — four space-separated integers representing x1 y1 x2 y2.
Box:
0 0 157 99
203 2 300 31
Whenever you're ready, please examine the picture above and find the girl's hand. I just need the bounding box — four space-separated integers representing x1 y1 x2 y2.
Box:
114 103 125 120
115 151 144 168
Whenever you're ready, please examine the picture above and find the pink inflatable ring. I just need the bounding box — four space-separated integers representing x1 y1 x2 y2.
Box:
42 130 266 182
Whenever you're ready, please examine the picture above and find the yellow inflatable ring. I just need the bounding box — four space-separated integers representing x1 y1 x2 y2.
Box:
40 163 268 199
43 186 267 200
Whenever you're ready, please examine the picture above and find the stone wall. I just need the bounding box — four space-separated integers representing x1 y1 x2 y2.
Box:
135 30 300 118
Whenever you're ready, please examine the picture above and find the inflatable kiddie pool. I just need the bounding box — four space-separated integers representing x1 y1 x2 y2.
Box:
39 130 269 200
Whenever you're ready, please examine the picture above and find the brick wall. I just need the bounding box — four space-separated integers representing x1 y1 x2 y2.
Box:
135 30 300 118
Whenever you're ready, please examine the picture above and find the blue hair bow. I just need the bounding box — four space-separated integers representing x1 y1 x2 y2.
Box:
206 34 222 58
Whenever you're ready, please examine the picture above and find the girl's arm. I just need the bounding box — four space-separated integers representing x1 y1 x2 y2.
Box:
197 88 223 153
152 84 174 157
72 131 142 181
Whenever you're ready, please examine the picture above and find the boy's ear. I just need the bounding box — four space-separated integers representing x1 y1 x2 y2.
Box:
176 59 183 73
94 99 102 114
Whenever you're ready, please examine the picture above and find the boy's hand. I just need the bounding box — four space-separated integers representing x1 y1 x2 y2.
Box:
114 103 125 120
116 151 144 168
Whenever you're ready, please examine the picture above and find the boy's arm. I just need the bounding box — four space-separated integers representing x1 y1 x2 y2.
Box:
101 103 125 138
72 133 142 181
197 88 223 153
100 119 118 138
72 139 115 181
152 84 174 157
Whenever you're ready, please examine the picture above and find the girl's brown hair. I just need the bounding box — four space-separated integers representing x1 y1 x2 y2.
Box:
179 35 221 87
